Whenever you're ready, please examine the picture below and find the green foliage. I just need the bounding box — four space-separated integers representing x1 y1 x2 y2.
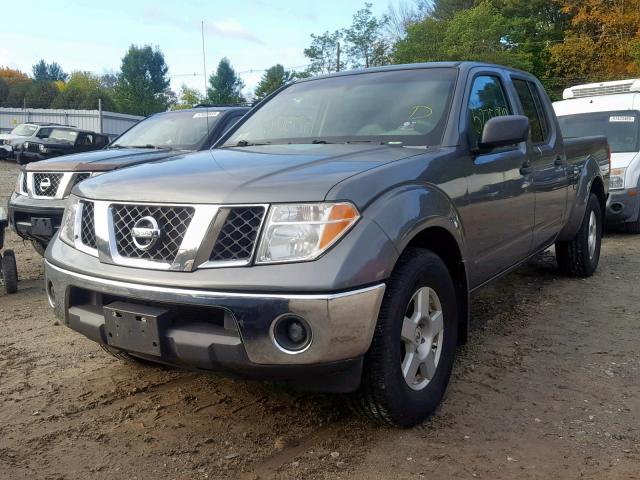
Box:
32 59 68 82
303 30 345 75
394 1 533 71
114 45 171 115
173 84 204 110
51 71 115 110
0 77 8 105
3 80 30 107
344 3 389 68
254 65 295 100
24 81 58 108
207 58 245 105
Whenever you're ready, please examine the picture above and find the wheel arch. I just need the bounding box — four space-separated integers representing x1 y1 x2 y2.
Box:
403 225 470 345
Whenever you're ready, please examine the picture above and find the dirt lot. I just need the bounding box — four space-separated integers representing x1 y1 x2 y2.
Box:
1 160 639 480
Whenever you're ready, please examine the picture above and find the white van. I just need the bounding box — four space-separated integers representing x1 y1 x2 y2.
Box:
554 79 640 232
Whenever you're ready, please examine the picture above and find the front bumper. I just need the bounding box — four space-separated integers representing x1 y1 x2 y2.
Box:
44 261 385 390
8 192 67 243
606 188 640 225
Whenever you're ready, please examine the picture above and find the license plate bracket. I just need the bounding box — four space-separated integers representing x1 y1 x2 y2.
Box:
31 217 53 237
104 302 169 356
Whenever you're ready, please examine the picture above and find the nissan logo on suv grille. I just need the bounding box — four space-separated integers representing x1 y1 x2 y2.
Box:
39 177 52 192
131 216 161 251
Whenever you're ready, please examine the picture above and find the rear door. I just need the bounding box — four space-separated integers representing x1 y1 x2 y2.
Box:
511 77 568 250
463 70 535 285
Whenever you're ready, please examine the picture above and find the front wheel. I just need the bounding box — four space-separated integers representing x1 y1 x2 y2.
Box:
556 193 602 277
2 250 18 294
349 248 458 427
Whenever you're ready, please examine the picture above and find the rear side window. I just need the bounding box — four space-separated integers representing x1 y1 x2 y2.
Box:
513 79 549 143
468 75 512 148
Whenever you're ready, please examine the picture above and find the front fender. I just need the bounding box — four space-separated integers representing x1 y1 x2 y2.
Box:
558 155 605 241
364 183 467 274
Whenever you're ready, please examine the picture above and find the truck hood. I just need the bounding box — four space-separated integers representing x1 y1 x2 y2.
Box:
611 152 638 170
76 144 422 204
0 134 25 142
26 148 182 172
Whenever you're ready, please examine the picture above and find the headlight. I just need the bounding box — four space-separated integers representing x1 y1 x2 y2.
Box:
256 202 359 264
39 144 48 153
610 167 626 190
23 142 29 149
15 172 26 195
59 196 80 247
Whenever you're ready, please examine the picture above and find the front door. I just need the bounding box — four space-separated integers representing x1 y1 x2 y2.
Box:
463 73 535 287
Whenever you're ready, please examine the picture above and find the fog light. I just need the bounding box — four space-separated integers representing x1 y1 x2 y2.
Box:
271 314 312 353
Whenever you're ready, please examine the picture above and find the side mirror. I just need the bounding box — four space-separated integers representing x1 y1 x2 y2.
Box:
477 115 530 152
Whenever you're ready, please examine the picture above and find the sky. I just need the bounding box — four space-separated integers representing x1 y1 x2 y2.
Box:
1 0 389 96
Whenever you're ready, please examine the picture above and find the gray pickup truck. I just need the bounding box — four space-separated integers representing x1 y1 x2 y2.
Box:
9 106 248 255
44 62 609 427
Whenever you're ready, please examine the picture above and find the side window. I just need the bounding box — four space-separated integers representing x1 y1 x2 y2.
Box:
95 135 108 147
513 79 545 143
77 133 93 146
36 128 52 139
468 75 512 149
528 82 550 141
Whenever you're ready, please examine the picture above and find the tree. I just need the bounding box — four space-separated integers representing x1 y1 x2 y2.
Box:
51 71 116 110
206 58 245 105
344 3 390 68
303 30 345 75
0 77 8 105
254 64 295 100
394 1 533 71
0 67 29 86
172 84 204 110
32 60 68 82
549 0 640 84
384 0 429 41
114 45 171 115
429 0 476 20
24 81 58 108
3 81 31 107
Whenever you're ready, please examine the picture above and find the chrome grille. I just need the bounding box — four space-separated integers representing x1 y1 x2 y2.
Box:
111 204 195 262
80 201 97 249
22 173 27 194
33 173 62 197
72 173 91 187
210 207 265 262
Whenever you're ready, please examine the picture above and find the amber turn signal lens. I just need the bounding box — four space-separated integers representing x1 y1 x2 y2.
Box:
319 203 359 249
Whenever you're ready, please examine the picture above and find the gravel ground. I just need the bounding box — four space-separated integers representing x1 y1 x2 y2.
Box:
1 159 639 479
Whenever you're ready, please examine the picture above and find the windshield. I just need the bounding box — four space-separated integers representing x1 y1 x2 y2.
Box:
10 124 38 137
111 109 223 150
225 68 457 147
49 129 78 143
558 110 640 153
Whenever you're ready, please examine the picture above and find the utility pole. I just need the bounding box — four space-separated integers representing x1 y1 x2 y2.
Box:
201 21 208 97
98 98 103 133
336 42 341 72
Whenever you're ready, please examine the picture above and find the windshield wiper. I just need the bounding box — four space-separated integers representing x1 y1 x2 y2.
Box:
108 144 126 149
310 139 334 144
128 144 164 149
224 140 272 147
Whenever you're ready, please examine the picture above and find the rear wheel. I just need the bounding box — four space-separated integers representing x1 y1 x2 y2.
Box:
556 193 602 277
2 250 18 294
349 248 458 427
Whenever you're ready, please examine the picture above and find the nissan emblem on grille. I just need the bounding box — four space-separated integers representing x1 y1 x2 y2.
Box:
40 177 51 192
131 216 162 251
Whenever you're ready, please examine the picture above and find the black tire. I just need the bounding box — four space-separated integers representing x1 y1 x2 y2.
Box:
556 193 602 277
2 250 18 294
31 240 47 257
349 248 458 427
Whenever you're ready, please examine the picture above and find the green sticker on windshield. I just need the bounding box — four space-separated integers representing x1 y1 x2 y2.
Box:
609 116 635 123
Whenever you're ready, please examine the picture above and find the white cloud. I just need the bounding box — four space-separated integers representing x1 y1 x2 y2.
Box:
204 19 264 45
